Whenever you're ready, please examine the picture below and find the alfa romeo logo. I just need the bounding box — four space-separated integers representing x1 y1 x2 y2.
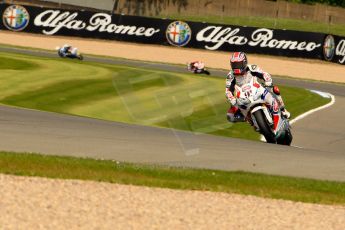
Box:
2 5 30 32
323 35 335 61
166 21 192 47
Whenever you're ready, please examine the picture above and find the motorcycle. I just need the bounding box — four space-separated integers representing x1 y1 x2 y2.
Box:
187 62 210 75
234 76 292 145
57 47 84 60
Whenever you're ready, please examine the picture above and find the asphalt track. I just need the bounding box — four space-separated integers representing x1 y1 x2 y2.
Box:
0 47 344 182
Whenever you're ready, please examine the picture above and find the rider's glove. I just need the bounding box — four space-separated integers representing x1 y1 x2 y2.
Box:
229 97 237 106
264 81 272 87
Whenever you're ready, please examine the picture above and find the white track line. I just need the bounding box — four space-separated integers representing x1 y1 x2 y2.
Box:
289 90 335 125
260 90 336 143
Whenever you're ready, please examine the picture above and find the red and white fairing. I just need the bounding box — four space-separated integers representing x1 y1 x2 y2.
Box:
234 76 285 135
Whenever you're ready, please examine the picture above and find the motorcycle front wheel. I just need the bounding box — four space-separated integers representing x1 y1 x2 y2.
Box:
253 110 276 144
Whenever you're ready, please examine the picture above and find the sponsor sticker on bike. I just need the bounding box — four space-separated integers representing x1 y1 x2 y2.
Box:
273 100 279 113
2 5 30 31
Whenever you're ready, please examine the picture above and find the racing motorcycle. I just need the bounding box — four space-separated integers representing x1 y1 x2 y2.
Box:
57 47 84 60
235 77 292 145
187 62 210 75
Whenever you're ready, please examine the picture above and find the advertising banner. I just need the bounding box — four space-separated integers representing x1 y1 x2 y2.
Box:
0 4 344 64
0 4 165 44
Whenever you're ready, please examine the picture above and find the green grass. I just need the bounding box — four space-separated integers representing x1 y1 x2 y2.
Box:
0 56 38 70
1 151 344 205
162 14 345 36
0 52 330 141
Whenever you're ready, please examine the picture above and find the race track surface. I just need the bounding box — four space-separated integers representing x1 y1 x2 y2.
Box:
0 47 344 182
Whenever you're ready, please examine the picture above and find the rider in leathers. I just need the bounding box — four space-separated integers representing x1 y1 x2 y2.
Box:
226 52 290 131
60 44 80 58
61 44 72 57
188 61 205 73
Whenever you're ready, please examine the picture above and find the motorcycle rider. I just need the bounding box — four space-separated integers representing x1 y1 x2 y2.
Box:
188 61 205 73
226 52 290 128
60 44 72 57
60 44 80 57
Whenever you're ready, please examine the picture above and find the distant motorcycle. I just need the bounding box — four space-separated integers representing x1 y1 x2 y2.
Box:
235 76 292 145
57 46 83 60
187 61 210 75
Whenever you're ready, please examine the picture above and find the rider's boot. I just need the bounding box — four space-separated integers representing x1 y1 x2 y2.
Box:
227 106 245 122
235 110 245 122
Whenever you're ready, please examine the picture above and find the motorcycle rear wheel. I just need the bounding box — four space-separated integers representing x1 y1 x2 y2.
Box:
253 110 276 144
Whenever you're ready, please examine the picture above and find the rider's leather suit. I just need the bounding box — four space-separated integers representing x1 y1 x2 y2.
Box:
61 45 72 57
225 64 286 130
189 61 205 73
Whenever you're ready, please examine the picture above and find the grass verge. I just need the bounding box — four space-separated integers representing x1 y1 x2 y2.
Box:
1 151 344 205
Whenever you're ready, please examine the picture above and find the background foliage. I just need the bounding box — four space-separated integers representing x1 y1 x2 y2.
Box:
287 0 345 7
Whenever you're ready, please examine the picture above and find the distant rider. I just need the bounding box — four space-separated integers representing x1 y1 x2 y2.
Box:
225 52 290 126
188 61 205 73
60 44 72 57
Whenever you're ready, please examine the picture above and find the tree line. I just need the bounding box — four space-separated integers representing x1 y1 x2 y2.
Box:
287 0 345 8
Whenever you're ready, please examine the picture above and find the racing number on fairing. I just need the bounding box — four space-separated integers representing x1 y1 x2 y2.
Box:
245 91 252 98
242 85 252 98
